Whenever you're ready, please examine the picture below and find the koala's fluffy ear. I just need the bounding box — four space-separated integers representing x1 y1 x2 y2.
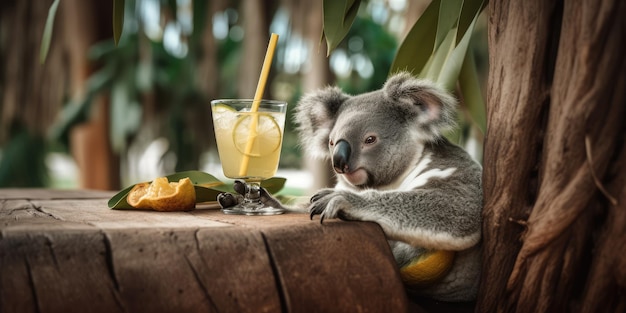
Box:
384 72 458 141
294 86 349 159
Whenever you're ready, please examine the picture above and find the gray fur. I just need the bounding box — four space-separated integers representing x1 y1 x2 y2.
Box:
294 72 483 302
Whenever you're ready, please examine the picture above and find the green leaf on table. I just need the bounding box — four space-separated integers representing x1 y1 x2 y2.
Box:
113 0 125 46
39 0 60 64
260 177 287 195
108 171 287 210
322 0 361 56
108 171 224 209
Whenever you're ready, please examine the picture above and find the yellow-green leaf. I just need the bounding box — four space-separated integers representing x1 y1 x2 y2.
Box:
459 48 486 133
39 0 60 64
113 0 125 46
436 9 480 91
435 0 463 52
423 28 455 82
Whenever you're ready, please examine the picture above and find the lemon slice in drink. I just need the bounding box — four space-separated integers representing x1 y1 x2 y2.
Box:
212 103 236 113
212 103 238 129
232 113 282 157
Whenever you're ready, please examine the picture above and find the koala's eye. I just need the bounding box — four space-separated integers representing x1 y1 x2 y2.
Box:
329 139 334 146
364 136 377 145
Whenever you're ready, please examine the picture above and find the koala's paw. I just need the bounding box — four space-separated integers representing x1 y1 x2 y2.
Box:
309 190 363 223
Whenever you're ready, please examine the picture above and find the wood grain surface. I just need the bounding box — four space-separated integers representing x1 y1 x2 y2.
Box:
0 189 408 312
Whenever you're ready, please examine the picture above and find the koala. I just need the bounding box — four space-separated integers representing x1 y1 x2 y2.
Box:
294 72 483 302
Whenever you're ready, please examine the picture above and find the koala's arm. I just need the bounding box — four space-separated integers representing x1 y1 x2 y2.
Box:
309 184 482 251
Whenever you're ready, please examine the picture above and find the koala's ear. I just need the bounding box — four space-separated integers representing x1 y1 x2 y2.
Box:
294 86 349 159
383 72 457 140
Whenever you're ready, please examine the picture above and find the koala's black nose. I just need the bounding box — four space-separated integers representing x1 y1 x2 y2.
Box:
332 140 351 173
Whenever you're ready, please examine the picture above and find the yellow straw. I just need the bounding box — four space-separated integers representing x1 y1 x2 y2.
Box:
239 33 279 177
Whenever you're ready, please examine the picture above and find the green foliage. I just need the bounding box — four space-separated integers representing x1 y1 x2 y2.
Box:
49 36 139 151
0 124 48 187
48 0 211 174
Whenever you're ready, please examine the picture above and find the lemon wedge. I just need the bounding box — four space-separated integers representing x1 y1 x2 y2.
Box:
232 112 282 157
212 103 236 113
127 177 196 211
400 250 455 287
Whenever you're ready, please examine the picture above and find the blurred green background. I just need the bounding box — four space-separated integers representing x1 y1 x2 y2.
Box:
0 0 486 195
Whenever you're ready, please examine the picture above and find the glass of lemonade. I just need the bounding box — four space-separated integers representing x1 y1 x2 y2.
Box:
210 99 287 215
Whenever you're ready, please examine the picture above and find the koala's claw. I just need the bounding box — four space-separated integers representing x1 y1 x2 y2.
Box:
309 193 322 204
309 206 325 223
308 195 331 223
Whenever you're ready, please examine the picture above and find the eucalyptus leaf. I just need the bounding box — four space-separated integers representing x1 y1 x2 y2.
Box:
39 0 60 64
437 10 480 91
322 0 362 56
424 28 455 82
457 0 485 45
459 48 486 133
389 0 440 76
435 0 463 52
108 171 287 210
113 0 125 46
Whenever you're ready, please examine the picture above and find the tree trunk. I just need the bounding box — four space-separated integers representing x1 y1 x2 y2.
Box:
238 0 275 98
478 0 626 312
62 0 119 190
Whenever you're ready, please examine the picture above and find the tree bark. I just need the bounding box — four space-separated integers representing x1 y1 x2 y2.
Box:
478 0 626 312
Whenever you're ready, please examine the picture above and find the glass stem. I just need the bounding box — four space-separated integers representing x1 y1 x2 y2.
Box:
244 182 262 204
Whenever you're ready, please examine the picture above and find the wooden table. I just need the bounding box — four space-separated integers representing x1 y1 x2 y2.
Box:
0 189 409 313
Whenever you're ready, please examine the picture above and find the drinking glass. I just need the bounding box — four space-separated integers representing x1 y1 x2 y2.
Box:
211 99 287 215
